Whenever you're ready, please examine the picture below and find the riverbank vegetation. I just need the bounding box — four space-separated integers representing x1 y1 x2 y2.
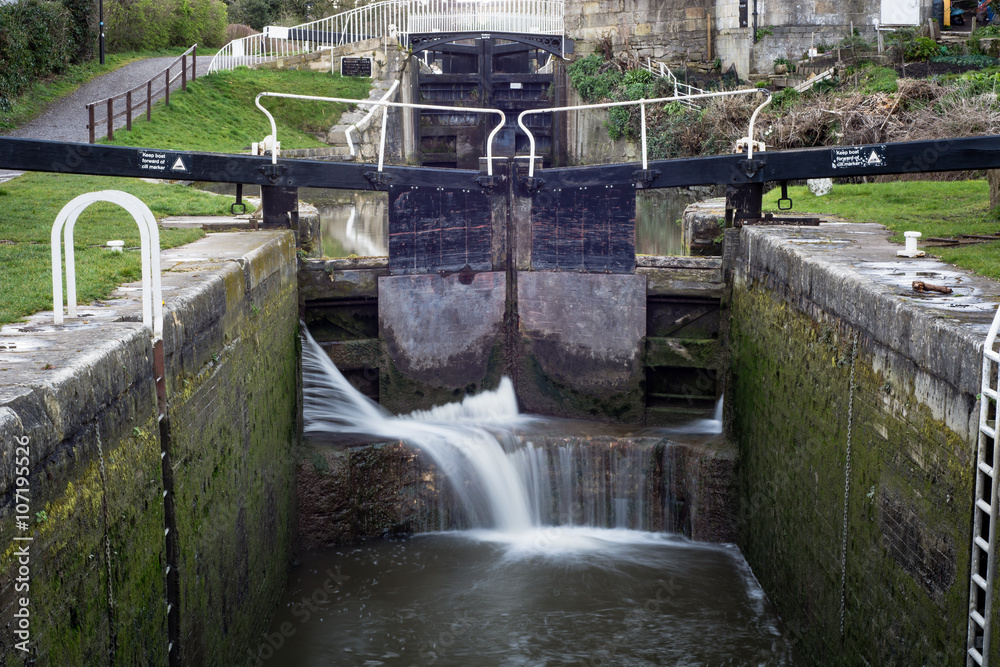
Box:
568 27 1000 162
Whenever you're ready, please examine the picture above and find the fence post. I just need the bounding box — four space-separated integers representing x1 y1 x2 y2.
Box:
147 81 152 121
106 98 114 141
192 46 197 82
88 104 95 144
182 54 187 91
165 69 170 106
126 91 133 132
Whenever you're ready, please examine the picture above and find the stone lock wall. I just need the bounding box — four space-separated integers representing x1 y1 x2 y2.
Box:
0 232 299 666
726 223 988 663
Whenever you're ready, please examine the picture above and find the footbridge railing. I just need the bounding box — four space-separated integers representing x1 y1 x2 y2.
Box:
208 0 565 73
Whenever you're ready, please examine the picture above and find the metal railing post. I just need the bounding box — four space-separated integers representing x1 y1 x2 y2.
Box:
165 69 170 106
126 91 133 132
192 45 197 81
182 54 187 91
106 98 113 141
88 104 95 144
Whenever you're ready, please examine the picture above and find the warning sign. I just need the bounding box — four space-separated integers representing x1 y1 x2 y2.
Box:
831 145 887 170
138 150 192 173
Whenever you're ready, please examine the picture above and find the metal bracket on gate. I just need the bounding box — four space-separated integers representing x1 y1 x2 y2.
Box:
519 176 545 196
364 170 393 190
475 174 503 196
737 159 766 179
633 169 662 189
258 163 287 184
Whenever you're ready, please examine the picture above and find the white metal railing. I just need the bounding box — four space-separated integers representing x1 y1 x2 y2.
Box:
209 0 565 73
516 89 772 178
641 57 707 110
345 79 400 156
51 191 163 339
254 92 506 175
968 302 1000 666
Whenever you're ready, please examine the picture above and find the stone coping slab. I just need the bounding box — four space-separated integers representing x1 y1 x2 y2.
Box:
734 221 1000 400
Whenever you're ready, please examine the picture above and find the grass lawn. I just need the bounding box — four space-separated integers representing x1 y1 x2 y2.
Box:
0 172 249 325
103 68 371 153
763 179 1000 280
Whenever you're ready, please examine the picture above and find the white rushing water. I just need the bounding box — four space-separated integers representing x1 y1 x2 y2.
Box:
301 326 721 536
302 327 535 533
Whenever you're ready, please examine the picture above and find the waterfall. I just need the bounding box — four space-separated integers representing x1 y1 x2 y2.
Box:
302 326 714 535
302 327 533 532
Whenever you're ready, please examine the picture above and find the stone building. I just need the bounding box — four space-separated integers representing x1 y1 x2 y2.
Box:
564 0 927 77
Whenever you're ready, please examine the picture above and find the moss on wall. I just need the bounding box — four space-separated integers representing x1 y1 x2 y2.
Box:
730 283 972 664
1 389 167 666
167 252 299 665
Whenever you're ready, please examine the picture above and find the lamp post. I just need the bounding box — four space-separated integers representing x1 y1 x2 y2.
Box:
99 0 105 64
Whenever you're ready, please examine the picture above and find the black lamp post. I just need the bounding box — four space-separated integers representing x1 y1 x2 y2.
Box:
99 0 105 64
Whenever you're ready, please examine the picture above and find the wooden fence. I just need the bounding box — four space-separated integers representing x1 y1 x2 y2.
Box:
86 45 198 144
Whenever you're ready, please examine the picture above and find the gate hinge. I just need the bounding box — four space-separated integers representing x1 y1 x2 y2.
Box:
364 171 393 190
633 169 661 189
736 159 766 179
519 176 545 196
258 163 287 184
475 174 503 196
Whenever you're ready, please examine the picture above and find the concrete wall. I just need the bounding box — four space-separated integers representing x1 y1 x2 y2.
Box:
0 232 298 665
725 222 991 662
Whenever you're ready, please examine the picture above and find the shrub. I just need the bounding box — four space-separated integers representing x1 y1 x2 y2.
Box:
908 36 942 60
860 66 898 94
0 0 79 110
105 0 227 50
227 0 282 31
568 54 622 102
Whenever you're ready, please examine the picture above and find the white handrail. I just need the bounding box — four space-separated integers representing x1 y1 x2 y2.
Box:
345 79 401 157
517 89 772 178
642 57 707 109
209 0 565 74
51 191 163 339
254 91 507 175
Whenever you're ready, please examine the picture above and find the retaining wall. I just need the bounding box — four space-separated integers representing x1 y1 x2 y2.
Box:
0 231 298 665
725 222 994 663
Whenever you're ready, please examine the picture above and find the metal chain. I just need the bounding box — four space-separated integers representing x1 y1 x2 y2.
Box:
840 330 859 638
96 423 116 661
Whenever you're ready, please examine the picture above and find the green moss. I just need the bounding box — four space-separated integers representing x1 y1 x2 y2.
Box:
730 284 971 663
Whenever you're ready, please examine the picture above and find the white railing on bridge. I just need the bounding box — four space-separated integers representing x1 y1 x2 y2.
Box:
208 0 565 74
640 57 707 110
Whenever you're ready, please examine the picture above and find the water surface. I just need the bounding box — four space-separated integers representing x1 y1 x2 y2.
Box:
263 529 792 666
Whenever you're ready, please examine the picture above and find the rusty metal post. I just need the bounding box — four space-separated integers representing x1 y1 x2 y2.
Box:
126 91 132 132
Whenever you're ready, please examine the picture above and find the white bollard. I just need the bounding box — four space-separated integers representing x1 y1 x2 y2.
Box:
897 231 925 258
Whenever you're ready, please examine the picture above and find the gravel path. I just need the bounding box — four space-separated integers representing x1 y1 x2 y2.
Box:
0 55 212 183
5 56 212 143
